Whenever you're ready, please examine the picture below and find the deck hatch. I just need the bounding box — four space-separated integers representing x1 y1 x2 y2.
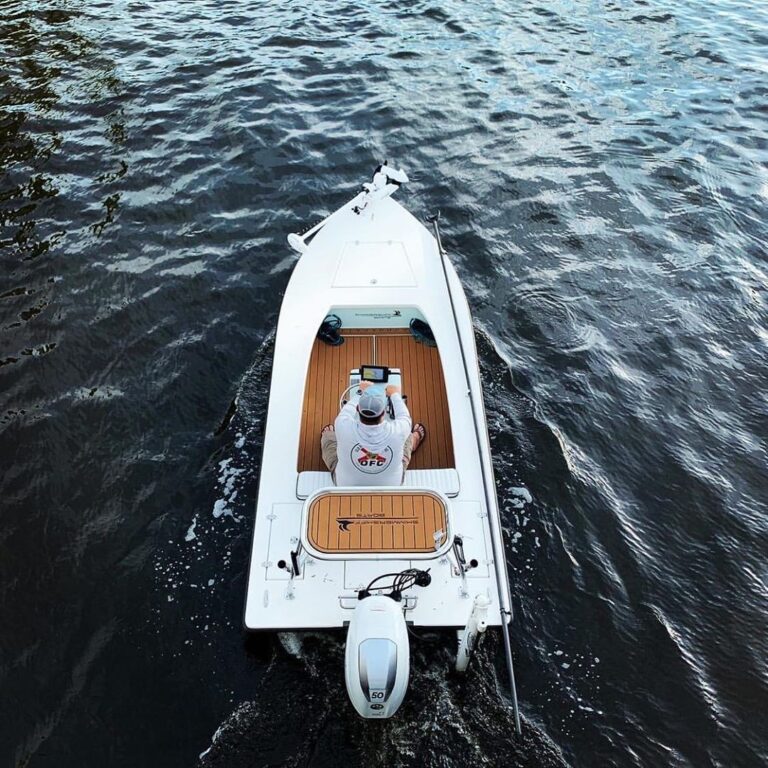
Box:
305 489 449 556
332 242 416 287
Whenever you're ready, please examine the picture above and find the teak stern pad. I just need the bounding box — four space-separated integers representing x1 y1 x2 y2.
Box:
305 490 449 556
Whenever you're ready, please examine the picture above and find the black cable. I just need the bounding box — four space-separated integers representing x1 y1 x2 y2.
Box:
359 568 430 600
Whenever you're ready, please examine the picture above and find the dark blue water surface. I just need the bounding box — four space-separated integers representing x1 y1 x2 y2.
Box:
2 1 767 766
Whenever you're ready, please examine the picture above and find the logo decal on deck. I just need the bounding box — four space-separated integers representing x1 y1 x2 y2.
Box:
336 516 418 532
350 444 393 474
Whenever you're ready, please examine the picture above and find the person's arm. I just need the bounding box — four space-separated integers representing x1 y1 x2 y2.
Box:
386 386 412 434
336 397 358 426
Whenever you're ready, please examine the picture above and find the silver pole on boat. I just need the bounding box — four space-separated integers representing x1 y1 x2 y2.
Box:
427 211 523 736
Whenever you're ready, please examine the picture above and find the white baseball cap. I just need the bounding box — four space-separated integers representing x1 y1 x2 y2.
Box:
358 390 386 418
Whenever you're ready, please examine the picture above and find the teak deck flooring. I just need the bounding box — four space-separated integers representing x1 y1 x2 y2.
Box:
297 329 455 472
307 492 448 554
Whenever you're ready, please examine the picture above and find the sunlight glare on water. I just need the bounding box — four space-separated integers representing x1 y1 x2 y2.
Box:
1 1 766 766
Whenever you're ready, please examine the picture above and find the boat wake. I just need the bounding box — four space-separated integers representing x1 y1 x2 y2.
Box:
195 329 570 767
150 334 276 661
505 287 598 355
199 630 568 768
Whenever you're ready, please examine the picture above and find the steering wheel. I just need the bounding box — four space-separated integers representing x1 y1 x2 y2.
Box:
339 383 362 411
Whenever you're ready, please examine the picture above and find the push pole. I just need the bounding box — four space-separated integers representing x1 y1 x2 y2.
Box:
427 212 522 736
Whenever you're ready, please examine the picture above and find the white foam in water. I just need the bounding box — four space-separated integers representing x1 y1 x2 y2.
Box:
212 457 246 519
212 498 229 518
151 421 258 666
543 646 605 725
184 514 198 541
278 632 303 659
199 722 226 760
509 486 533 509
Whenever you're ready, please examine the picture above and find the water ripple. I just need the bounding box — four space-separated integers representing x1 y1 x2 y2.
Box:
2 0 767 766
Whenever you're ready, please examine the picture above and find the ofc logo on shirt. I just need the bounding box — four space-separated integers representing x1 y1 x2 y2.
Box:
351 444 393 474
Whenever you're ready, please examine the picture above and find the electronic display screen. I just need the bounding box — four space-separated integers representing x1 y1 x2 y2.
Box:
360 365 388 382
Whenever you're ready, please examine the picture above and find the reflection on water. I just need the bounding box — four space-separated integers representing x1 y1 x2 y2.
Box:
1 1 767 766
1 2 127 355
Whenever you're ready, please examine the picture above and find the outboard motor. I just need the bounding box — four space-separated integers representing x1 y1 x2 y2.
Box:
344 568 430 718
345 595 409 718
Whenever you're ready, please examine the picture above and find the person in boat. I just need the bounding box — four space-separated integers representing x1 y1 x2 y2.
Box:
320 382 426 485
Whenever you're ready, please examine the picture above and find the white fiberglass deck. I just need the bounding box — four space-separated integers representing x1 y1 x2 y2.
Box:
243 192 511 631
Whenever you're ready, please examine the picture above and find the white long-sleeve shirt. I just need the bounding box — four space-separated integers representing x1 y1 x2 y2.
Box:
334 392 412 486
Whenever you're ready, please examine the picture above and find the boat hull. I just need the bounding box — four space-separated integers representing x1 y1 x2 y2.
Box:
243 190 513 633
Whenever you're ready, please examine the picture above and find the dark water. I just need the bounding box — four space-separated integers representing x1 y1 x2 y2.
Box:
2 1 767 766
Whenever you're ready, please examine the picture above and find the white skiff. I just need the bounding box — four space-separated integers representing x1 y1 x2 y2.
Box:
243 164 520 726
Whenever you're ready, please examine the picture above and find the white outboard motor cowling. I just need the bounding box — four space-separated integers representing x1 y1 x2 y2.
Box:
344 595 410 718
